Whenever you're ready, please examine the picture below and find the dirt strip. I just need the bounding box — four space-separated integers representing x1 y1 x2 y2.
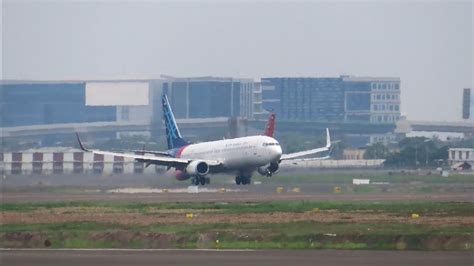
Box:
2 208 473 226
2 191 474 203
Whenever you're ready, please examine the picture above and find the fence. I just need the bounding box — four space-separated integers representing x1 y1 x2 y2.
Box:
0 151 164 175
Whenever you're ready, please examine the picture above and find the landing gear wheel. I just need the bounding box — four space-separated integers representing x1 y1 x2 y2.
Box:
192 176 209 186
243 176 251 185
235 176 242 185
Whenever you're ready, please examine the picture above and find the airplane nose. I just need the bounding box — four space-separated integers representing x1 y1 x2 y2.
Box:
271 145 282 161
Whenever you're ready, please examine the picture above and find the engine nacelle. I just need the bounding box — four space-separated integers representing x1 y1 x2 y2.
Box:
174 169 191 181
185 160 210 176
257 162 279 177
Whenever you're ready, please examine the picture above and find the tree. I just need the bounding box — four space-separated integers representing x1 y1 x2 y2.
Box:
384 137 448 168
364 142 390 159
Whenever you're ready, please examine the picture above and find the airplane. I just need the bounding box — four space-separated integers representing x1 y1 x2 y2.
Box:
76 94 331 186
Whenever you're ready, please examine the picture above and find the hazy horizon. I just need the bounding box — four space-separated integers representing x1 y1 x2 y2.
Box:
2 0 473 122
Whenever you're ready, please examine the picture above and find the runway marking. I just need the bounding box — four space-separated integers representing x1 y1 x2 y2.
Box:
0 248 255 252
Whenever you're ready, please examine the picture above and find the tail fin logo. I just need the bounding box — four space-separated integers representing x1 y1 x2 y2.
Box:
264 113 276 137
162 94 188 150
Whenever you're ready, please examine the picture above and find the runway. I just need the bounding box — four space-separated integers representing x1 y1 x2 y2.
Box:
2 190 473 203
1 249 471 266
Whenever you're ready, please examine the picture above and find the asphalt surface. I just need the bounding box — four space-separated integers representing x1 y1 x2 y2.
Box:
2 190 473 203
2 171 472 203
1 249 472 266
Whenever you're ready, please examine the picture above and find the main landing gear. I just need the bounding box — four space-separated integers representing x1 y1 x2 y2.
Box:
235 175 251 185
192 176 210 186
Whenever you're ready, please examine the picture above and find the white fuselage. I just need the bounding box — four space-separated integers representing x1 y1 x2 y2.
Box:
179 135 282 172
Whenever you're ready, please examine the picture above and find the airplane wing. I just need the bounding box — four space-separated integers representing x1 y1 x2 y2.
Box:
113 149 172 157
280 128 331 161
75 133 222 168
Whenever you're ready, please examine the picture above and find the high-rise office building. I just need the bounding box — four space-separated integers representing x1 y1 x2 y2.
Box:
261 76 401 124
463 88 473 120
342 76 401 124
262 77 345 121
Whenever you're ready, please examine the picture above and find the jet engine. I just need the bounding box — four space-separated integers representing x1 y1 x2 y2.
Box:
257 162 279 177
185 160 210 176
174 169 191 181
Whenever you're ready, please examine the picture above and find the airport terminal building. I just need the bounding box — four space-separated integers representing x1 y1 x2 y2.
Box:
1 76 261 128
0 81 117 127
1 75 402 149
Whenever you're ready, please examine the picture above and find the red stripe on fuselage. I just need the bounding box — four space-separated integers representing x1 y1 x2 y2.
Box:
175 145 189 158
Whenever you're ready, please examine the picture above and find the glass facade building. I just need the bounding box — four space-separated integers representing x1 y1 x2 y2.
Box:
462 88 473 120
261 76 401 124
262 77 345 122
162 77 254 119
0 82 116 127
359 77 401 124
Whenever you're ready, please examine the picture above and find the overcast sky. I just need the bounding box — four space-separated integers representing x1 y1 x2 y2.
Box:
2 0 473 122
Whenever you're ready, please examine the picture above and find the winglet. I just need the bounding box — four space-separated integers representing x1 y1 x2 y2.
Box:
327 143 335 159
326 128 331 149
75 133 89 152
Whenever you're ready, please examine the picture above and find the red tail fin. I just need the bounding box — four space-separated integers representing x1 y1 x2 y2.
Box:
264 113 275 137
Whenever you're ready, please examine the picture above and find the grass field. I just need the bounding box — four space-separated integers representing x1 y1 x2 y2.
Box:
1 200 473 215
1 200 472 250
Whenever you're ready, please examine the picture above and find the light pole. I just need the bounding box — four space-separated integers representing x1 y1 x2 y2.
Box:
416 139 431 167
415 142 419 167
